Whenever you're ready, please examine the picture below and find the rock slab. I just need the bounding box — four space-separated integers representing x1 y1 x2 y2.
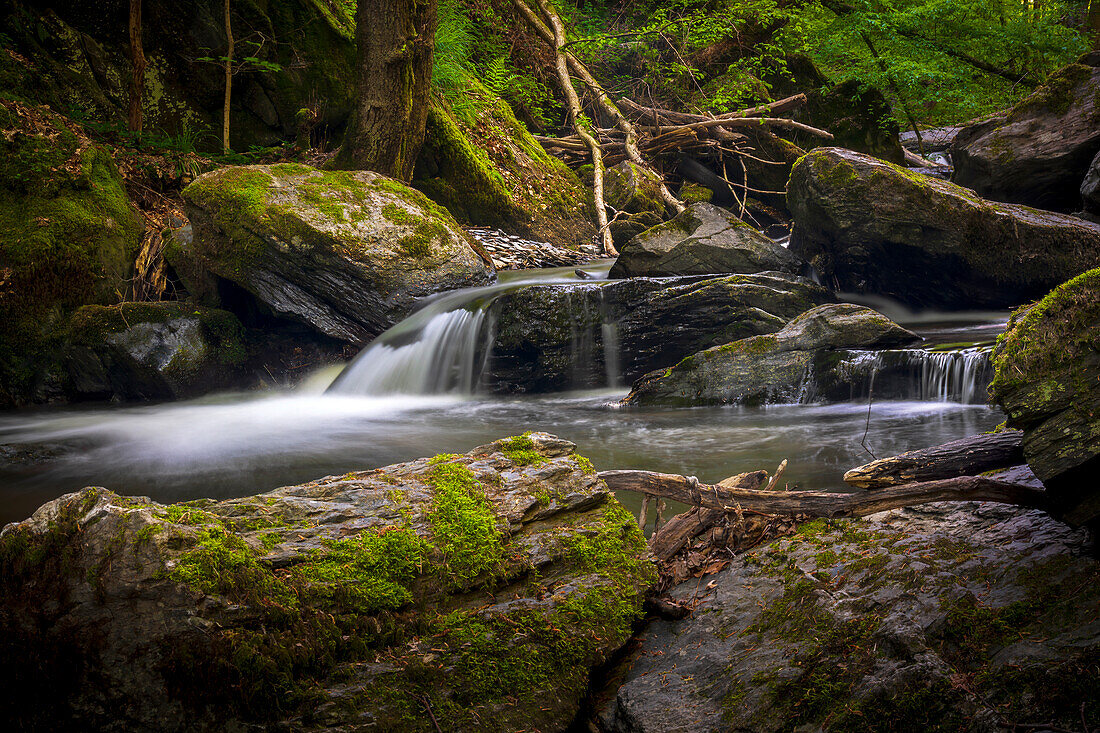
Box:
989 267 1100 527
788 147 1100 309
601 502 1100 732
179 164 494 344
951 61 1100 212
0 433 655 732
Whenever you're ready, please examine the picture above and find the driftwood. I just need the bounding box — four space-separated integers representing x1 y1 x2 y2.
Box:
650 471 767 561
599 470 1048 518
844 430 1024 489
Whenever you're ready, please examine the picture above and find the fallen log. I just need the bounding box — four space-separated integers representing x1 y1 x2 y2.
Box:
598 469 1048 518
843 430 1024 489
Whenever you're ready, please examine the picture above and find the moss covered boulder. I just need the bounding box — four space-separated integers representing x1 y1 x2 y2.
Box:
988 268 1100 527
180 164 494 343
624 303 918 406
788 147 1100 310
0 433 655 731
600 501 1100 732
413 85 594 247
486 272 833 393
951 61 1100 213
0 99 142 405
63 302 248 401
609 203 803 278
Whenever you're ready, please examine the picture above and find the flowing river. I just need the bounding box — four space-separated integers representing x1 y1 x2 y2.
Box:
0 263 1005 526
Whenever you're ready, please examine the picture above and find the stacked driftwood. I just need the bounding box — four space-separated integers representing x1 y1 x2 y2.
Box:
604 429 1047 604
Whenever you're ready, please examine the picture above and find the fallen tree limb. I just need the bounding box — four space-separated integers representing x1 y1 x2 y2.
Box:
513 0 616 255
598 470 1048 518
651 470 767 561
844 430 1024 489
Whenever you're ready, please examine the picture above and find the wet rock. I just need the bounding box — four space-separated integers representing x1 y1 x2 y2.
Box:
951 61 1100 212
788 147 1100 309
63 302 248 401
989 267 1100 528
486 272 832 393
609 203 803 278
624 303 919 406
900 126 961 154
1082 150 1100 215
0 433 655 732
179 164 494 344
600 502 1099 733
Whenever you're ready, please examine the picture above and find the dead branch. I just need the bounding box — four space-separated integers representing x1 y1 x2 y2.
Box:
598 470 1049 518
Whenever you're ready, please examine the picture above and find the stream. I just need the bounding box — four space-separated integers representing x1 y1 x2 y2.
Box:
0 263 1005 526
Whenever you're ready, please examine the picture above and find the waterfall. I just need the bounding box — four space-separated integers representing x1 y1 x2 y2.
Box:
817 347 993 405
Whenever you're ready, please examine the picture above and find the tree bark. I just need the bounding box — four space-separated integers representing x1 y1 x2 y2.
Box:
222 0 233 154
844 431 1024 489
127 0 145 134
598 470 1049 518
335 0 439 180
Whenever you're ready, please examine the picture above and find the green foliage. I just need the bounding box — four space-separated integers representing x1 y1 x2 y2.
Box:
425 460 507 585
498 433 548 466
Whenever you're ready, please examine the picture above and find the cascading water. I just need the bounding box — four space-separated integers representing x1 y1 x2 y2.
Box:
815 347 994 405
328 262 623 396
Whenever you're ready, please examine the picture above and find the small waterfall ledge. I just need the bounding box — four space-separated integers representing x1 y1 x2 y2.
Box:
329 269 996 405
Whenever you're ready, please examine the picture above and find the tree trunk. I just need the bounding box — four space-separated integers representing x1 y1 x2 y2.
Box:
843 431 1024 489
335 0 438 181
222 0 233 154
127 0 145 134
1089 0 1100 50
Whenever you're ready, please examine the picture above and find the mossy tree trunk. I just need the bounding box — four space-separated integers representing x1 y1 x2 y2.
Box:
222 0 233 154
127 0 145 134
335 0 438 181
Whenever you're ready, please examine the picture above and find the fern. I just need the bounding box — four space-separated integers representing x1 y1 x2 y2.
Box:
433 0 478 123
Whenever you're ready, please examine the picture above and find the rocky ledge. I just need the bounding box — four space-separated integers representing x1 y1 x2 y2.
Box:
600 499 1099 732
0 433 655 732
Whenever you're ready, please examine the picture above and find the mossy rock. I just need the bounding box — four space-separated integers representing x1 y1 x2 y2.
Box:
180 164 494 343
0 433 656 731
787 147 1100 310
412 82 594 247
63 301 248 401
951 63 1100 213
0 100 143 406
988 268 1100 525
604 161 667 216
624 303 918 406
609 202 803 278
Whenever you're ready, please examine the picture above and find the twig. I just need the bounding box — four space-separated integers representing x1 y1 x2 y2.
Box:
765 459 788 491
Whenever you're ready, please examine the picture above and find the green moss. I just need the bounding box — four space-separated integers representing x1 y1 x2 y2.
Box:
498 433 547 466
397 218 445 259
381 202 415 225
571 453 596 474
425 462 507 585
169 526 295 607
295 528 429 613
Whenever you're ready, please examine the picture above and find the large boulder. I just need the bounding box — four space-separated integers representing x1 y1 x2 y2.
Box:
0 99 143 406
486 272 832 393
609 203 802 278
951 61 1100 212
623 303 919 406
1082 150 1100 215
0 433 655 731
989 268 1100 528
179 164 494 344
63 302 248 401
600 502 1100 732
788 147 1100 310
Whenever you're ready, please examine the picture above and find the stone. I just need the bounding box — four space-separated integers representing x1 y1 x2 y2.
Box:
623 303 920 406
1082 150 1100 215
788 147 1100 310
0 433 656 732
988 268 1100 527
604 161 668 216
609 203 803 278
63 302 248 401
599 502 1099 733
180 164 494 344
0 100 143 406
951 62 1100 212
485 272 833 393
